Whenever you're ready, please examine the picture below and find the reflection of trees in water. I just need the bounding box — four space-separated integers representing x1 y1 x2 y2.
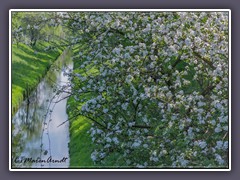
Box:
12 124 24 167
12 69 50 168
45 50 72 86
12 49 72 168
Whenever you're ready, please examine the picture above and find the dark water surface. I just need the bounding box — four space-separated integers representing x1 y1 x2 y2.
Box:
12 50 73 168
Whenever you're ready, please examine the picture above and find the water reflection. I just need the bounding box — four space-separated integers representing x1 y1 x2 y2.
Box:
12 50 73 168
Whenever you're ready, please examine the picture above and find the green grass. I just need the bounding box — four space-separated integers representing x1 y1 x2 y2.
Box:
67 45 96 168
67 98 96 168
12 42 63 115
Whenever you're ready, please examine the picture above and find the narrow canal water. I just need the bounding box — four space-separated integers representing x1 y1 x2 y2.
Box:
12 50 73 168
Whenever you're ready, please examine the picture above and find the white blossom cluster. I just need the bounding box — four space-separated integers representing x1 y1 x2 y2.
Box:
65 12 229 168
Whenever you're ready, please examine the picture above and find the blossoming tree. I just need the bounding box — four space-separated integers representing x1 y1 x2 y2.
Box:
62 11 229 168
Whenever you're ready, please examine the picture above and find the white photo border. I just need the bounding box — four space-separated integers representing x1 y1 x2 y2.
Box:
9 9 231 171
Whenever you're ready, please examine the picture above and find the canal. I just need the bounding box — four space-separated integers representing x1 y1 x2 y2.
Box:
12 50 73 168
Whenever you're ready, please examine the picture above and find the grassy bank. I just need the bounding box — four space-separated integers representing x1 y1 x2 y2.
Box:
67 45 96 167
67 99 96 167
12 42 63 115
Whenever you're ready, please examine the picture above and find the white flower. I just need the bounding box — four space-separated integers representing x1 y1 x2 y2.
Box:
180 159 189 167
150 55 156 60
198 141 207 149
112 137 119 144
223 141 228 150
149 62 155 68
88 79 93 84
193 151 197 157
215 154 225 165
143 144 148 148
194 37 201 44
96 104 101 108
133 98 138 105
128 122 135 127
80 76 86 81
132 142 140 148
120 61 125 67
114 19 120 27
216 141 223 149
215 126 222 133
99 152 106 158
151 157 159 162
185 37 192 47
166 92 172 98
103 108 108 113
136 164 145 168
223 126 228 131
198 102 205 107
219 116 228 123
113 47 121 55
121 102 128 110
139 43 146 49
124 53 130 59
162 150 167 155
188 127 194 138
33 25 39 29
197 108 204 114
106 137 112 143
99 86 104 92
143 116 148 123
104 144 110 148
91 151 98 161
210 120 216 125
126 75 133 83
179 124 184 130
